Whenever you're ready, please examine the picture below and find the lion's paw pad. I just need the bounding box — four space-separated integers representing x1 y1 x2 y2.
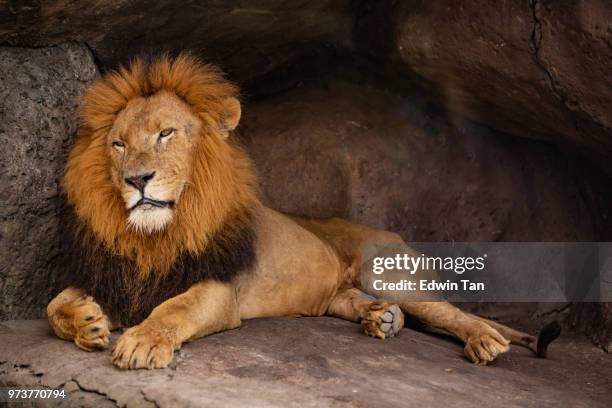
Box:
362 303 404 339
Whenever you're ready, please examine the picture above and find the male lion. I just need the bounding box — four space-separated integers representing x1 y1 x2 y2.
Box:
47 54 560 369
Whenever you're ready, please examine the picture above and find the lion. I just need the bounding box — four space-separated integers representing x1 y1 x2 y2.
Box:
47 53 560 369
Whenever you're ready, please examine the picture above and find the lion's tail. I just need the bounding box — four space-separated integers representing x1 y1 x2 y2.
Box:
468 313 561 358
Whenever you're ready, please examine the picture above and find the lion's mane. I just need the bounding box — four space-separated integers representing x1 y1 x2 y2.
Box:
60 54 260 325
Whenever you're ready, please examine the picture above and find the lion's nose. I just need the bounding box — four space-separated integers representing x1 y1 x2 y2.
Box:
125 171 155 191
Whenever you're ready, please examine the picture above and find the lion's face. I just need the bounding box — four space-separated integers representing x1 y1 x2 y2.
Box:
107 91 202 233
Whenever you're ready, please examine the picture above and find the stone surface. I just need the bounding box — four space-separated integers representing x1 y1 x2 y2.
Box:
569 302 612 353
0 0 353 96
354 1 612 175
241 76 612 243
0 318 610 407
0 43 98 319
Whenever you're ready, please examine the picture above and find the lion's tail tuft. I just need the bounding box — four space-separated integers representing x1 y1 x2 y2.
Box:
536 320 562 358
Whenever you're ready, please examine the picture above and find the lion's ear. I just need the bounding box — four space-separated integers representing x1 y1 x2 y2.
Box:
219 97 241 138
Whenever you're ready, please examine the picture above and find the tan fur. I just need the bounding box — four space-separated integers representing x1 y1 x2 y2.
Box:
49 54 541 369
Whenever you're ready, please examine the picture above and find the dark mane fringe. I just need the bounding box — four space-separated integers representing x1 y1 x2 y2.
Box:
60 209 256 327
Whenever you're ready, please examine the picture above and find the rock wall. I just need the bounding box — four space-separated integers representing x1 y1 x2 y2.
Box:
569 302 612 352
353 1 612 175
0 44 98 319
242 76 609 243
0 0 353 97
3 2 612 174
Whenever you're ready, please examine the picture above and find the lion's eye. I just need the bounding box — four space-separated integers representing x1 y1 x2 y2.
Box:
159 128 175 140
112 140 125 150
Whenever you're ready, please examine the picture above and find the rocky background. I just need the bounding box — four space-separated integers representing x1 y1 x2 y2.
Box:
1 1 611 351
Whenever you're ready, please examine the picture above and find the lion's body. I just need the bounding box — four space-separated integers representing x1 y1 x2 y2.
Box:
47 54 558 370
237 208 343 319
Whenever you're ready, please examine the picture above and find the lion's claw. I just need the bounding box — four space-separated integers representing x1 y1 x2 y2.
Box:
112 324 175 370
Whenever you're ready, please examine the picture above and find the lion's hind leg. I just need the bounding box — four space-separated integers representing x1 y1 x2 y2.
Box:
327 288 404 339
47 287 111 351
399 301 510 365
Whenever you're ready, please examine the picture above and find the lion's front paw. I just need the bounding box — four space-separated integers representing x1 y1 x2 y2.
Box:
70 296 110 351
111 324 175 370
464 324 510 365
361 302 404 339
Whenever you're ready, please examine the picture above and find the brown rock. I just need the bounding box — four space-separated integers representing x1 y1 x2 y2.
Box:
242 77 610 242
355 1 612 175
0 0 353 96
0 43 98 319
569 302 612 352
